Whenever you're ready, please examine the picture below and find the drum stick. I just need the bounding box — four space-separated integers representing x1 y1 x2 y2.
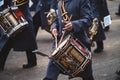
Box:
58 30 66 45
55 36 58 49
33 50 49 57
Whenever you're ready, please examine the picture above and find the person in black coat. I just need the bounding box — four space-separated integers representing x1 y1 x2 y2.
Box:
0 0 38 71
89 0 108 53
33 0 57 36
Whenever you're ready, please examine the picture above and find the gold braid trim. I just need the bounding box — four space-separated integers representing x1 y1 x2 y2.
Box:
60 0 72 23
14 0 29 6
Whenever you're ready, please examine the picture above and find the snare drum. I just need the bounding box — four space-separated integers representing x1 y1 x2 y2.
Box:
0 6 28 37
51 35 92 78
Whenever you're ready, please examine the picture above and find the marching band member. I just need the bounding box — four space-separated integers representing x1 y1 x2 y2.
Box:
42 0 94 80
33 0 57 36
89 0 107 53
0 0 38 71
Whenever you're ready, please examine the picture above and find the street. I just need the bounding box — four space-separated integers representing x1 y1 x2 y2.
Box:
0 0 120 80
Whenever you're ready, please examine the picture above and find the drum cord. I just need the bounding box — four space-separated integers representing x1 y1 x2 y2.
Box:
58 0 72 46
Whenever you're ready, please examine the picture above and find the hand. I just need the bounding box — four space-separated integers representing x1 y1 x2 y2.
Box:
63 22 73 31
52 28 58 38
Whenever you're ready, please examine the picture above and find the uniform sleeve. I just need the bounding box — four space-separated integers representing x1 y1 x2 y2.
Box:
51 22 58 29
50 0 58 10
72 0 92 33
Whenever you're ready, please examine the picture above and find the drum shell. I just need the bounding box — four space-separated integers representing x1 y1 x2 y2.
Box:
0 7 28 37
0 6 32 51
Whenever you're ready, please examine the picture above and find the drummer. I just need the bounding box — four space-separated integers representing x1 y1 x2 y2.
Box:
42 0 94 80
0 0 38 71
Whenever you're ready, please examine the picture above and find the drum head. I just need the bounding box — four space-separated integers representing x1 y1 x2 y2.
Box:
51 35 70 56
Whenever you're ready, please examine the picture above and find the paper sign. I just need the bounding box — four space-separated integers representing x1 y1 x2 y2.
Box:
0 0 4 7
104 15 112 27
29 0 33 8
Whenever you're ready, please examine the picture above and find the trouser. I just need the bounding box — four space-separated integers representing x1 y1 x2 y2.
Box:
25 50 37 65
0 41 36 69
43 61 94 80
43 42 94 80
43 60 94 80
0 42 11 69
96 41 104 49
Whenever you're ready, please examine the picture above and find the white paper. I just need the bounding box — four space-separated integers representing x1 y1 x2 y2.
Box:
0 0 4 7
104 15 112 27
29 0 33 8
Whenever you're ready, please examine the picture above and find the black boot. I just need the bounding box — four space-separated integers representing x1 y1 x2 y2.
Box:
104 26 110 32
116 70 120 76
42 77 52 80
23 50 37 69
83 75 94 80
115 12 120 16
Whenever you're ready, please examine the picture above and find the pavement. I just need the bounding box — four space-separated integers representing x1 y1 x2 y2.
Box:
0 0 120 80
